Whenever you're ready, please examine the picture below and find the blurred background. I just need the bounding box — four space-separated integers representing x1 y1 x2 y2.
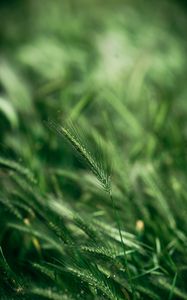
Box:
1 1 187 299
0 0 187 191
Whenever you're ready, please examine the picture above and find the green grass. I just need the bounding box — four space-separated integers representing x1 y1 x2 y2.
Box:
0 0 187 299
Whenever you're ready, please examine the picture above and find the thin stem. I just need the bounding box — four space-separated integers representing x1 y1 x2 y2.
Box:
109 189 136 300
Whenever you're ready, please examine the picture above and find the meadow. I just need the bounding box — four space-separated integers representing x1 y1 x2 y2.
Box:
0 1 187 299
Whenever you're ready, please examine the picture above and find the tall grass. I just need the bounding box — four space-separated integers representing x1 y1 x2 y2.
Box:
0 0 187 299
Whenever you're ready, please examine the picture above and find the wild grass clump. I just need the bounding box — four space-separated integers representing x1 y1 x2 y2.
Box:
0 0 187 299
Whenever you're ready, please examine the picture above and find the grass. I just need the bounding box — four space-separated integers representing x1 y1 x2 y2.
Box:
0 0 187 299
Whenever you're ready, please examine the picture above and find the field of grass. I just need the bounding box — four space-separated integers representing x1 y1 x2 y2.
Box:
0 0 187 299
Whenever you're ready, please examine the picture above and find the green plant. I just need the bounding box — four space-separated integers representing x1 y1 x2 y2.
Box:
0 0 187 299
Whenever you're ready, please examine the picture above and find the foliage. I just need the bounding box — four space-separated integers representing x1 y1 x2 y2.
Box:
0 0 187 299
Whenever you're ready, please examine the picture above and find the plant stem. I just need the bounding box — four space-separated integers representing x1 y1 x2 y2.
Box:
109 190 136 300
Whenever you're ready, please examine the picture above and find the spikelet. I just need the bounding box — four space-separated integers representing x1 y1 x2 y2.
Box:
46 120 111 193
